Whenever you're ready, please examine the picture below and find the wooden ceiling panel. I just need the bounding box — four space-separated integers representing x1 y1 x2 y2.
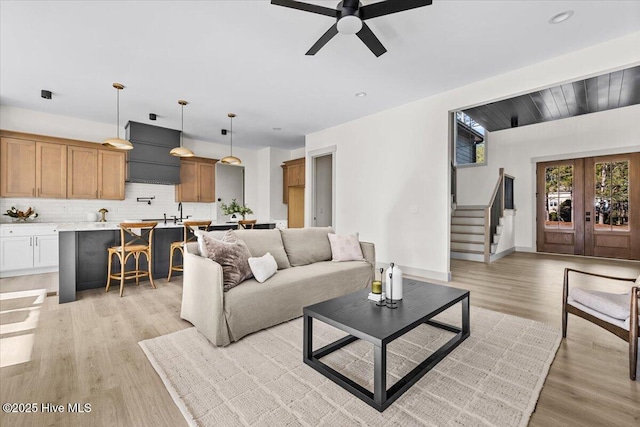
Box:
463 65 640 132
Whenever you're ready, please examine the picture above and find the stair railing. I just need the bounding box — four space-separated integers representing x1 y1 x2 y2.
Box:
484 168 515 263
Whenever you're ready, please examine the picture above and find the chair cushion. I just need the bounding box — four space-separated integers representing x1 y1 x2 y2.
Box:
230 229 291 270
280 227 334 267
567 297 629 330
202 235 253 292
569 288 630 320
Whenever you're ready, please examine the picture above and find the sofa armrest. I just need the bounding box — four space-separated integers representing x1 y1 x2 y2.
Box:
180 242 231 346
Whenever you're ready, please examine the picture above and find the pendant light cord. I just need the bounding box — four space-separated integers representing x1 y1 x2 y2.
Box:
116 88 120 139
230 115 233 156
181 103 184 148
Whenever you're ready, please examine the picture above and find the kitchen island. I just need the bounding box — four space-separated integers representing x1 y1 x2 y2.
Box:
57 221 275 303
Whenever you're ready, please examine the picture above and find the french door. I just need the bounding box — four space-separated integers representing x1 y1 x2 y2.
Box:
536 152 639 260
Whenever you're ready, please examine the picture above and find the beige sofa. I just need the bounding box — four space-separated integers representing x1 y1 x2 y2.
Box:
180 227 375 346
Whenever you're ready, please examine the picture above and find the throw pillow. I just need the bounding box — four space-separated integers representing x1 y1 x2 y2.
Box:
194 230 229 257
328 233 364 262
230 229 291 269
202 235 253 291
247 252 278 283
280 227 334 267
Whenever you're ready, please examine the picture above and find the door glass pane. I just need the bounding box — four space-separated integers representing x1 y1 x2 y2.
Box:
545 165 573 229
595 161 630 231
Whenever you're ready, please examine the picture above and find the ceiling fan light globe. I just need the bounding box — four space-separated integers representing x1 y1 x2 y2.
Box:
337 15 362 35
170 146 195 157
102 137 134 150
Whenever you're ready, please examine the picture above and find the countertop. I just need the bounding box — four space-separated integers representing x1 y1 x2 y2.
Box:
0 221 274 232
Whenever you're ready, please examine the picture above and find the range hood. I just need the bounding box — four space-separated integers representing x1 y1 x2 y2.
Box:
126 121 180 185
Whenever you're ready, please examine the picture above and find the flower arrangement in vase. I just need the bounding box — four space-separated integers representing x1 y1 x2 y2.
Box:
219 199 253 222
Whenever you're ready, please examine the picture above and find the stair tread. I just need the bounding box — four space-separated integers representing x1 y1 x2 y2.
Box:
450 249 484 254
451 232 485 235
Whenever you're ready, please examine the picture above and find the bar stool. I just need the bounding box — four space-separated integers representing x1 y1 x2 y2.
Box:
238 219 257 229
106 222 158 297
167 220 211 282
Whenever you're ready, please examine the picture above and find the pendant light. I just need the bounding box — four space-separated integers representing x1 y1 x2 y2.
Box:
221 113 241 165
102 83 133 150
170 100 195 157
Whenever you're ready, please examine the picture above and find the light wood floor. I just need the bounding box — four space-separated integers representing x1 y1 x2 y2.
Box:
0 253 638 427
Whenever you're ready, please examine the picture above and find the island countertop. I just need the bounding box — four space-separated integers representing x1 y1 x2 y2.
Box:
1 220 276 232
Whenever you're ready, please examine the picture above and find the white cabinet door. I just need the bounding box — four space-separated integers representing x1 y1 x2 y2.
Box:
34 234 59 268
0 236 34 271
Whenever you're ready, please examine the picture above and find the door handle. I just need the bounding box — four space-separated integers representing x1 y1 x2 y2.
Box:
35 237 38 246
30 237 33 247
585 211 591 222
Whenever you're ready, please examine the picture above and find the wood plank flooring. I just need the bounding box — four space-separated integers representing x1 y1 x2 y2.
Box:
0 252 638 426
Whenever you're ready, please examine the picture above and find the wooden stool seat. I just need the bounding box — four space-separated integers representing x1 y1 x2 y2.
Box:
106 222 158 297
238 219 257 229
167 220 211 282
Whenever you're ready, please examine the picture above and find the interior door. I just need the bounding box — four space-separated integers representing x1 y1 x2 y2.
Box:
216 163 245 221
536 159 584 255
584 153 639 260
313 154 332 227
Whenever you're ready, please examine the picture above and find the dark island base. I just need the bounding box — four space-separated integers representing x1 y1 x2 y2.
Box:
58 222 275 303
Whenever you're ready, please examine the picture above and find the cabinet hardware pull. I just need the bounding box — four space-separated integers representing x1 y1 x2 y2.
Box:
35 237 38 246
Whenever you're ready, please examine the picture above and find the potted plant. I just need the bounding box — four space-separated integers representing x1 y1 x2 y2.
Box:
219 199 253 222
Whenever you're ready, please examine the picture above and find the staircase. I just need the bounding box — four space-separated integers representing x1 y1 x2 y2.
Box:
450 206 501 262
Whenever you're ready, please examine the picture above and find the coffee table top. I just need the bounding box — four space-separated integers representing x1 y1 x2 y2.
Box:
304 279 469 345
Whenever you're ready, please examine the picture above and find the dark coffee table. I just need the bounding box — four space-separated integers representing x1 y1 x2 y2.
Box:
303 279 470 412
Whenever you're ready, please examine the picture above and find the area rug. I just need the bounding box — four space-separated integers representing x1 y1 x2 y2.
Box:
139 306 561 427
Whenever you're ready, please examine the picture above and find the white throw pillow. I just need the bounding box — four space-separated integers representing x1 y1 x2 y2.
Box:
247 252 278 283
328 233 364 262
194 230 229 257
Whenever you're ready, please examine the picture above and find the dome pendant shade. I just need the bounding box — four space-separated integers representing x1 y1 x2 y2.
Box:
337 15 362 35
222 113 241 165
171 99 195 157
102 83 134 150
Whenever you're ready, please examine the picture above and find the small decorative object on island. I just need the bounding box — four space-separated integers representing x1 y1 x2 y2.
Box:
98 208 109 222
4 206 38 222
219 199 253 222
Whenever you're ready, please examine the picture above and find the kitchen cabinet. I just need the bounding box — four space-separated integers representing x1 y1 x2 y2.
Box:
176 157 218 202
282 157 305 204
0 226 59 278
68 146 125 200
1 138 68 199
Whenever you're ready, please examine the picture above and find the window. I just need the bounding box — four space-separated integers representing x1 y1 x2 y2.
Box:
545 165 573 229
594 161 629 231
454 112 486 167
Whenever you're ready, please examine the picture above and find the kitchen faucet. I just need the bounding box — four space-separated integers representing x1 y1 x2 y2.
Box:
178 202 183 222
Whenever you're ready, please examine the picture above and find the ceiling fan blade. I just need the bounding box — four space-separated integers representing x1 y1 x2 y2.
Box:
306 23 339 55
356 23 387 57
271 0 337 18
360 0 432 20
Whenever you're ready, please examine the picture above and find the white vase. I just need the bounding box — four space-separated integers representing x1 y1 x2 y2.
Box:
385 264 403 300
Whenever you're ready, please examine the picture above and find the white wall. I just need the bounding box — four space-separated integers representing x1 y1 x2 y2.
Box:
305 32 640 281
457 104 640 251
0 105 294 223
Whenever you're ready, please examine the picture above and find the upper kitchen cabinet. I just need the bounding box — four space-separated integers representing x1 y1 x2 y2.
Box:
281 157 305 203
98 150 125 199
176 157 218 202
68 146 126 200
1 137 67 198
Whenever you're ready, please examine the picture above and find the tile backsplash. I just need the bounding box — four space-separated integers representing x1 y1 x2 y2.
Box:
0 183 216 223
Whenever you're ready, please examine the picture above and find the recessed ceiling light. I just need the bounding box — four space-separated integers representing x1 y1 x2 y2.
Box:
549 10 574 24
355 92 367 98
273 127 282 131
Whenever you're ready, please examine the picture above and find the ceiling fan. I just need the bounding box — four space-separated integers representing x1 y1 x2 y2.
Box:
271 0 433 57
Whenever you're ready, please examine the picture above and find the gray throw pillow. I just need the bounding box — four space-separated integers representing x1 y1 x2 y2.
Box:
280 227 334 266
202 234 253 291
230 229 291 270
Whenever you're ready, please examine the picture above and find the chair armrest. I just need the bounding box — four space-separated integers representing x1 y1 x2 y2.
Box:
632 287 639 335
564 268 637 282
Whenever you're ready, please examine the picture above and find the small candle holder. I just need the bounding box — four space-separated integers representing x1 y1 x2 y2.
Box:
376 268 386 307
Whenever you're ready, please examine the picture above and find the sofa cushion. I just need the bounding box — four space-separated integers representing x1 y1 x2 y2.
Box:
280 227 334 266
202 235 253 292
569 287 630 320
328 233 364 262
230 229 291 270
194 229 229 257
248 252 278 283
224 260 372 342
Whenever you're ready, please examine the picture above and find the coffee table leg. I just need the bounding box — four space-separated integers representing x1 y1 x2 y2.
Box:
303 314 313 361
462 295 470 336
374 343 387 407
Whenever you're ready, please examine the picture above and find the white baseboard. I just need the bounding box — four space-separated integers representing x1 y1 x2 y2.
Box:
491 247 515 261
375 262 451 282
0 266 58 279
516 246 536 253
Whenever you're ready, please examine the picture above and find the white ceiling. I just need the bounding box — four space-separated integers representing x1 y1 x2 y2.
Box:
1 1 639 150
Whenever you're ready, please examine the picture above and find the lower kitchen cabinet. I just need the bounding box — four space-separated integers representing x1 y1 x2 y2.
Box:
0 226 59 278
